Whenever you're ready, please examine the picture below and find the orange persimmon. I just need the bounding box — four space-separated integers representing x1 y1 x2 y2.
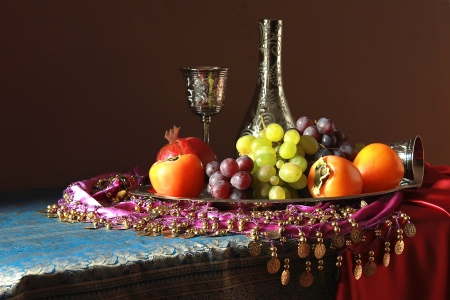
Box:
307 156 363 198
149 154 204 198
353 143 404 193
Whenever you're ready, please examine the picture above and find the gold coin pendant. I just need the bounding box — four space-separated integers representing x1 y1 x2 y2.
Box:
395 240 404 255
298 242 310 258
267 230 281 240
281 269 290 286
363 261 377 276
354 264 362 280
383 252 390 267
267 257 281 274
248 240 262 257
350 228 364 244
299 271 313 287
179 232 195 239
314 243 326 259
331 232 345 249
162 230 176 238
404 223 417 238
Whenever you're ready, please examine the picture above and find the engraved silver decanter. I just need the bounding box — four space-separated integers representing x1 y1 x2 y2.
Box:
237 19 296 138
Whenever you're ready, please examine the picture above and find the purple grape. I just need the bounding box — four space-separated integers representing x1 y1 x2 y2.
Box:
332 149 346 158
314 148 332 161
236 155 254 172
230 171 252 190
332 128 345 142
229 188 247 200
205 161 220 177
220 158 239 178
339 144 357 161
209 171 228 187
336 140 351 148
320 134 337 148
206 183 212 194
303 125 321 141
316 118 335 134
296 116 315 133
210 180 231 199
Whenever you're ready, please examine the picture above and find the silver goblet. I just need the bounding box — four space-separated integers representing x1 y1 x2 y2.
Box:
180 66 230 145
387 135 424 187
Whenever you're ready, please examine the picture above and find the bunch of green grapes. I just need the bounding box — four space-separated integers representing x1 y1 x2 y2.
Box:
236 123 320 200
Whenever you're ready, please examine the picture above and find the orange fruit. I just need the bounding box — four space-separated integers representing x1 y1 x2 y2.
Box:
353 143 404 193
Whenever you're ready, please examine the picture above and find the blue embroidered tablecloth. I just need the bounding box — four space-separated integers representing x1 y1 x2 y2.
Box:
0 189 338 300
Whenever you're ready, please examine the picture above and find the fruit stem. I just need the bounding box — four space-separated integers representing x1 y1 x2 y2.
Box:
260 114 267 130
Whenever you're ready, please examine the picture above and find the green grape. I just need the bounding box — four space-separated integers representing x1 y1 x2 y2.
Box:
355 143 366 153
299 135 319 155
274 145 280 154
260 183 271 197
256 152 276 167
279 142 297 159
278 163 302 183
265 123 284 142
289 155 308 172
284 129 301 145
288 173 307 189
247 152 260 174
247 152 257 161
257 165 277 182
276 159 285 169
284 185 299 198
251 173 261 189
253 182 270 199
296 144 306 157
236 135 256 155
269 175 280 186
258 129 267 138
269 186 286 200
251 164 260 174
250 137 272 153
282 187 292 199
255 145 277 157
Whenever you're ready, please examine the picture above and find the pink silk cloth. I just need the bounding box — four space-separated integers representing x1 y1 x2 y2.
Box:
63 165 405 240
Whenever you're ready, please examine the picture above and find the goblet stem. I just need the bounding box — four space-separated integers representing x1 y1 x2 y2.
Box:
202 115 211 145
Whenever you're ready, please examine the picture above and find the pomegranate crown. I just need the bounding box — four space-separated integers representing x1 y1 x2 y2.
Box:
164 125 181 144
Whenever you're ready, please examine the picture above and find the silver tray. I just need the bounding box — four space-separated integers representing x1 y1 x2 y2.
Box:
130 181 419 204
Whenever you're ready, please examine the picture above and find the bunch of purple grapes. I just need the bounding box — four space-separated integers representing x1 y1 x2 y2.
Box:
296 116 358 161
205 156 254 199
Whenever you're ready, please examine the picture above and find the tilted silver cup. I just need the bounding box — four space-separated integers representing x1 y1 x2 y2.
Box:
387 135 424 187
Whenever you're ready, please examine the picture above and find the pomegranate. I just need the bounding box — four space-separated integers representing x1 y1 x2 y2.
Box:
156 126 217 170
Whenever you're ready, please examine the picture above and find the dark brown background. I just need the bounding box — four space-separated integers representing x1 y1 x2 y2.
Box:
1 1 449 192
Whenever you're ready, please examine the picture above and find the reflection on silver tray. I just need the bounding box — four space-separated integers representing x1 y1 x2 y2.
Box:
130 181 419 204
